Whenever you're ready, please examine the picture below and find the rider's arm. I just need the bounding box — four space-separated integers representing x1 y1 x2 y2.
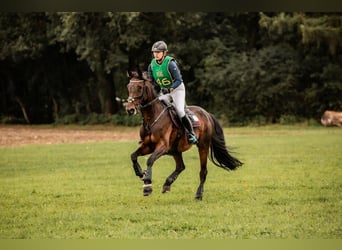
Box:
168 60 183 90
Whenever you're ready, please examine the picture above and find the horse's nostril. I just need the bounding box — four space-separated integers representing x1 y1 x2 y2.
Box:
127 108 135 115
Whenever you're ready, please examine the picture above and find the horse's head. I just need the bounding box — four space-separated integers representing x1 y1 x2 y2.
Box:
126 70 152 115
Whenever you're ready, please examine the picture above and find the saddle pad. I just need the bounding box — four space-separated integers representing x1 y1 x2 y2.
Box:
186 108 201 127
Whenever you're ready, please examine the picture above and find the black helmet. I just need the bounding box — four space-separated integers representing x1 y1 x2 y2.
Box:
151 41 168 52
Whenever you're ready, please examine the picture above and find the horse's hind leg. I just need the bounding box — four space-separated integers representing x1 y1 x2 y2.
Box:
195 146 209 200
162 153 185 193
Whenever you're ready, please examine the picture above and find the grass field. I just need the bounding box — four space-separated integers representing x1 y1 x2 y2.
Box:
0 125 341 239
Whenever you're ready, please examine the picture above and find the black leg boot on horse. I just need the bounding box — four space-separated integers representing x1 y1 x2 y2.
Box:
142 166 153 196
181 116 198 144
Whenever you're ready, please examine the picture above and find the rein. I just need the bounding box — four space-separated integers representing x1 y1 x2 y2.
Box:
145 106 169 131
140 97 159 109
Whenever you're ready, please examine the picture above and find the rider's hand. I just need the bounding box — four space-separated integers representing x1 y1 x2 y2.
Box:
161 88 170 94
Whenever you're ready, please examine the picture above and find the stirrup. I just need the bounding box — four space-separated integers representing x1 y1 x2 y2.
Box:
188 133 198 144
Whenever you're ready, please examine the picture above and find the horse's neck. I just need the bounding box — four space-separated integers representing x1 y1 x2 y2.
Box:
141 98 163 115
141 95 165 125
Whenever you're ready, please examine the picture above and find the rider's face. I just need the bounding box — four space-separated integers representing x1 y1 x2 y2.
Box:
153 51 164 61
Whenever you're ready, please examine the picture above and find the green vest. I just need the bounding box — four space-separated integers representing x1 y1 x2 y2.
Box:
151 56 174 88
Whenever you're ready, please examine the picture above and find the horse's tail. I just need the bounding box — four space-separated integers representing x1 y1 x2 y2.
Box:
209 114 243 171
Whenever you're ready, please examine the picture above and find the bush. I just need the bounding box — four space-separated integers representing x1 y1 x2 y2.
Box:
54 112 142 126
109 113 142 126
279 115 302 125
0 116 26 124
55 114 87 125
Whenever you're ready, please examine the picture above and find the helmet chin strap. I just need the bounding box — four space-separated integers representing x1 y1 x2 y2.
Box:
156 53 166 63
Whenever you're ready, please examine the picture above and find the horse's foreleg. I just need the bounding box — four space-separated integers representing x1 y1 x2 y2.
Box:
131 149 143 178
195 146 209 200
131 144 153 179
142 146 167 196
162 153 185 193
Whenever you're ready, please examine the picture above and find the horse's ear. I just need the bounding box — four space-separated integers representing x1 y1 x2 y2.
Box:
127 70 133 78
142 71 149 81
137 67 149 81
137 68 143 79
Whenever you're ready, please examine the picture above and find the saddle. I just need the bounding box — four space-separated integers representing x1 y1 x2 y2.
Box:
160 96 201 129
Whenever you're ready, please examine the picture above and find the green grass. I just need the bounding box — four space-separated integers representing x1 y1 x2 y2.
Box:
0 126 341 239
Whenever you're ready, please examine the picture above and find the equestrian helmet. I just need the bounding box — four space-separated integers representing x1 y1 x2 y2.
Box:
151 41 168 52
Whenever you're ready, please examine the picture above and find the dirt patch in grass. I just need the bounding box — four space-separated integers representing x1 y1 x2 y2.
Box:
0 125 140 147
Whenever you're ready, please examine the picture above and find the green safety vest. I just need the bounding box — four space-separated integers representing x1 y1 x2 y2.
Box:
151 56 174 88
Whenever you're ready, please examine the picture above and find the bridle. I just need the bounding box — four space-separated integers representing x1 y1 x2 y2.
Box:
127 79 146 105
127 79 159 109
127 77 170 131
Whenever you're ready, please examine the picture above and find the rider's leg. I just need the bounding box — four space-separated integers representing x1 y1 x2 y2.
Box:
170 83 198 144
181 115 198 144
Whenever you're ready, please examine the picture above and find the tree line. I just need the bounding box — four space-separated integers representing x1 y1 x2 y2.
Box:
0 12 341 125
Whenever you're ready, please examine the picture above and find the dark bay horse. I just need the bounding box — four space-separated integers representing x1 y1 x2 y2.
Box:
126 71 243 200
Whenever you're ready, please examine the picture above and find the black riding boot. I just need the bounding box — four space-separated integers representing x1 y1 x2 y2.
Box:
181 116 198 144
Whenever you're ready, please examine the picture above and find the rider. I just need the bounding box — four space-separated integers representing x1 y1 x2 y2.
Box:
147 40 198 144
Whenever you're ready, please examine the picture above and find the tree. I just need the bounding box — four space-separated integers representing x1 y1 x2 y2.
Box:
1 12 341 124
259 12 342 55
259 12 342 118
48 12 142 115
0 12 50 123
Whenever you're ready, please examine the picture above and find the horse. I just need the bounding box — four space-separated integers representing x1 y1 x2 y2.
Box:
125 70 243 200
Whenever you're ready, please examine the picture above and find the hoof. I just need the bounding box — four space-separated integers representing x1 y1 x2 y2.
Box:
143 183 153 196
195 195 203 200
162 185 171 193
